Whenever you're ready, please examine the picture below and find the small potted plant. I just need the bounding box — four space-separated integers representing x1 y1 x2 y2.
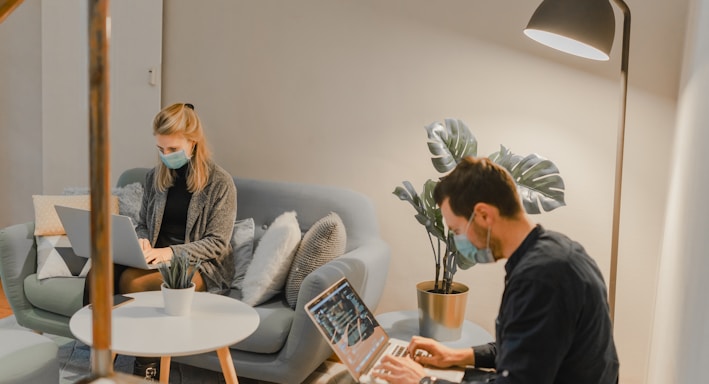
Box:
393 118 566 340
158 251 202 316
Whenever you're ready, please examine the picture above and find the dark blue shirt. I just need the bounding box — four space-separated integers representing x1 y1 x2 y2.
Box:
443 225 619 384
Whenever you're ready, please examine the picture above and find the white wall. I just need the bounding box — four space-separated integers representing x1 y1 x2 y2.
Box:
40 0 162 195
0 0 42 227
161 2 676 383
648 0 709 382
0 0 161 228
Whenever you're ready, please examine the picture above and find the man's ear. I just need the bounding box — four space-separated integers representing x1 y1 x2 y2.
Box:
474 203 498 224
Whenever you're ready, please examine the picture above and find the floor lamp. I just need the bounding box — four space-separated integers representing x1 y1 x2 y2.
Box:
524 0 630 322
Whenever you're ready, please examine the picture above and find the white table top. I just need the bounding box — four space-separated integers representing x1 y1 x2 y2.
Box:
376 310 494 349
69 291 259 357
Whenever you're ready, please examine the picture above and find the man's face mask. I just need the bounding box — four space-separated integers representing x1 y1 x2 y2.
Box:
453 212 494 270
159 149 190 169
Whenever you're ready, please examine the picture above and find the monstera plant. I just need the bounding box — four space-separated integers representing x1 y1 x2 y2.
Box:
393 119 566 294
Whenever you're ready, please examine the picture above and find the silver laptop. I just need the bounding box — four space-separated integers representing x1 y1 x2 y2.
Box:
55 205 159 270
305 277 464 383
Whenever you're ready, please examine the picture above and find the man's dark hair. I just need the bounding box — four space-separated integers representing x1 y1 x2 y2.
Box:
433 157 523 219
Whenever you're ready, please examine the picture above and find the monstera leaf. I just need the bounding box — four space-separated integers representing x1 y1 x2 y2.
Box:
426 119 478 173
489 145 566 214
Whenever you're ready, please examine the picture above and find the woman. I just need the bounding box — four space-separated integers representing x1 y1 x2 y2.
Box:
121 102 236 295
85 102 237 379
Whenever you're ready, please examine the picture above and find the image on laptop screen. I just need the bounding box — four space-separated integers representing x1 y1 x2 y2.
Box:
306 278 389 377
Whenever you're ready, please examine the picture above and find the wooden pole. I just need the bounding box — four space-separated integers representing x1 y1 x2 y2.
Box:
88 0 113 377
0 0 24 24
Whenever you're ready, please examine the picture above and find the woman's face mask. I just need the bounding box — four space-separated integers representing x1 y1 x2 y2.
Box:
155 134 193 169
453 212 494 270
159 149 190 169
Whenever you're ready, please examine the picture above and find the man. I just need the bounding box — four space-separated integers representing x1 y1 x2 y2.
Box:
374 157 619 384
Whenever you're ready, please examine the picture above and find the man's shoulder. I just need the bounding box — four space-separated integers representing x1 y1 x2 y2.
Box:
512 232 591 281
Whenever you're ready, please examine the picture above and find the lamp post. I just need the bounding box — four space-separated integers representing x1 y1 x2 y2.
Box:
524 0 630 322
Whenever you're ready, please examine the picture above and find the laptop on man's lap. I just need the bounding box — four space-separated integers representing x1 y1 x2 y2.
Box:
55 205 159 270
305 277 465 383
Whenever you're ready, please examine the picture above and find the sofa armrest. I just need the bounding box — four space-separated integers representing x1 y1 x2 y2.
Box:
0 223 39 315
276 239 390 382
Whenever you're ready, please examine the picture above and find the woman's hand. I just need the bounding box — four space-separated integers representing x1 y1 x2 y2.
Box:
371 355 426 384
407 336 474 368
139 239 174 265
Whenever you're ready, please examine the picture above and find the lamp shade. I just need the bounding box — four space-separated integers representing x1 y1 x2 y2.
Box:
524 0 615 61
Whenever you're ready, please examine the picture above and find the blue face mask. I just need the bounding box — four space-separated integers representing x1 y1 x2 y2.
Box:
159 149 190 169
453 213 495 270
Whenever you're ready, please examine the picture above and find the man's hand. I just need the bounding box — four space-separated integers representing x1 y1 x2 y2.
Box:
408 336 475 368
371 355 426 384
139 239 173 265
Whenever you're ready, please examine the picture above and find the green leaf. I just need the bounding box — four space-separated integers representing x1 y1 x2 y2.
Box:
489 146 566 214
426 119 478 173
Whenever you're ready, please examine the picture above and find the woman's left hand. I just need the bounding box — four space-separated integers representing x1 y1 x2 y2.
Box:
143 246 174 265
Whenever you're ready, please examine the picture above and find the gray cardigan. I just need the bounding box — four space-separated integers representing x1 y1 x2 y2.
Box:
135 161 237 293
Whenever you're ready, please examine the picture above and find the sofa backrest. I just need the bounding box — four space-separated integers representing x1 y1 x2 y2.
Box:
116 168 381 252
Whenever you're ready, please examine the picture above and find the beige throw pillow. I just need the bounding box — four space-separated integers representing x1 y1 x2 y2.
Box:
33 195 119 236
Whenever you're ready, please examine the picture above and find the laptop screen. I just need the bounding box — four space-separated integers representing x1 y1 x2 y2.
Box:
305 277 390 377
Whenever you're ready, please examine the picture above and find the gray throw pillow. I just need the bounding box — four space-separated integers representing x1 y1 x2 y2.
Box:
285 212 347 308
231 218 256 290
62 182 144 227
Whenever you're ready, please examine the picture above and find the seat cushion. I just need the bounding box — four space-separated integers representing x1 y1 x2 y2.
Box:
0 330 58 384
228 290 294 354
24 274 85 317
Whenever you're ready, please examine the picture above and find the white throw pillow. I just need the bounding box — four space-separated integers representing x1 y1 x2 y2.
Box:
240 211 301 306
36 235 91 279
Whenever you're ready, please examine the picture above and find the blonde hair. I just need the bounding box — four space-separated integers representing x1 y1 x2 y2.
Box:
153 103 212 193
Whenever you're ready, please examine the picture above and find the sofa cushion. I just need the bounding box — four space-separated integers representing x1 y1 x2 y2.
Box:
230 218 255 290
241 211 301 306
36 235 91 280
32 195 119 236
24 274 85 317
227 290 294 354
285 212 347 308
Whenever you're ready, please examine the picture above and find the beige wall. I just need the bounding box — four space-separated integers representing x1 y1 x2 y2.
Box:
0 0 42 227
162 2 676 383
649 0 709 382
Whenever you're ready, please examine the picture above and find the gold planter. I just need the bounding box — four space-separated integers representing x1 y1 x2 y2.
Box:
416 280 469 341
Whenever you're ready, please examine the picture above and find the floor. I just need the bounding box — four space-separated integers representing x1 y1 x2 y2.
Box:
0 279 12 318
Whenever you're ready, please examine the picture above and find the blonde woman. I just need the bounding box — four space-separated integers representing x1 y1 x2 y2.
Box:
84 103 236 379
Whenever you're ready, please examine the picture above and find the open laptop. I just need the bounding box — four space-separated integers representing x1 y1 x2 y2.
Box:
305 277 465 383
55 205 159 270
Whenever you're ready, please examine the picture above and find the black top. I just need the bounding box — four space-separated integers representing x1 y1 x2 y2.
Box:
440 225 619 384
155 165 193 248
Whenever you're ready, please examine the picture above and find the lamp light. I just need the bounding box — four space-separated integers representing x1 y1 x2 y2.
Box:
525 0 631 322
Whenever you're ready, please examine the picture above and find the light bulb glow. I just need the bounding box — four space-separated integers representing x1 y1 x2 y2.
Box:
524 29 610 61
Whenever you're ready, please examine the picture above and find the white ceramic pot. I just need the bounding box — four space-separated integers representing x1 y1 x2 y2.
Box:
161 282 195 316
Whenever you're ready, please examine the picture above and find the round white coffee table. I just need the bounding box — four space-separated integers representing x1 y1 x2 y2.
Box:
376 310 494 349
69 291 259 384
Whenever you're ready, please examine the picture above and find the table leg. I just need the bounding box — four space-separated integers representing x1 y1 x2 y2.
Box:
159 356 171 384
216 346 238 384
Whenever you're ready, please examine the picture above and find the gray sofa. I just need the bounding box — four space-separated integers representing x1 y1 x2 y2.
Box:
0 167 390 383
